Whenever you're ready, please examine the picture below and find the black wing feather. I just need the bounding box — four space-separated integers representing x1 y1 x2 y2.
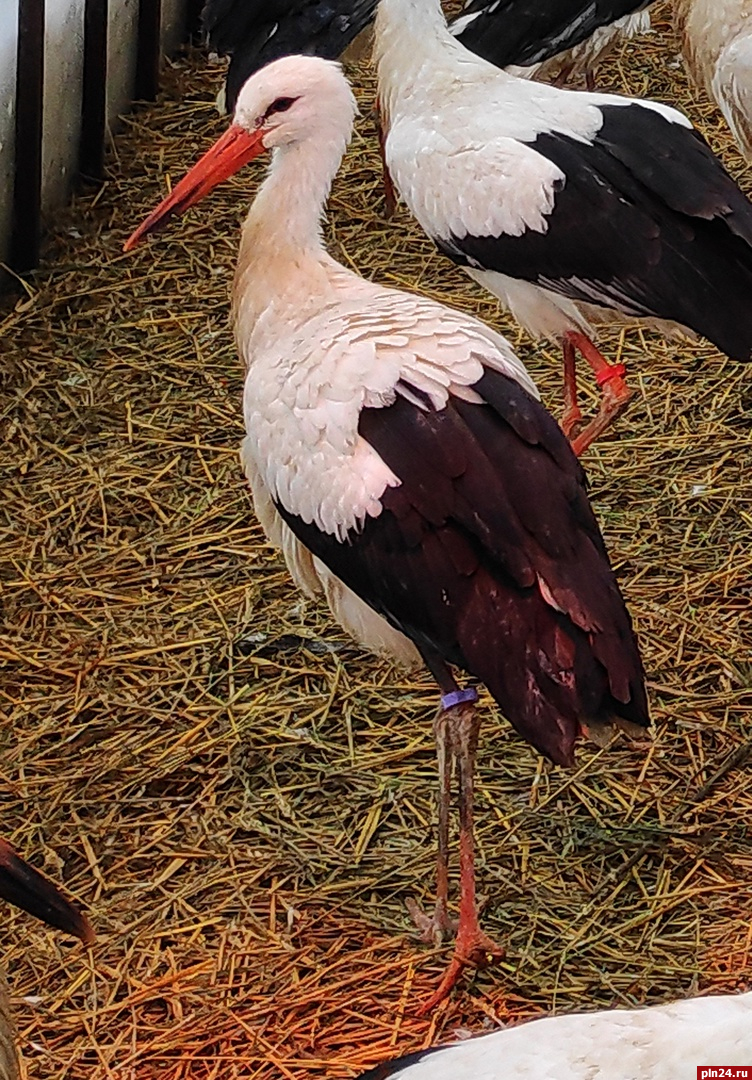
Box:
274 371 647 767
452 0 654 70
202 0 378 111
440 105 752 361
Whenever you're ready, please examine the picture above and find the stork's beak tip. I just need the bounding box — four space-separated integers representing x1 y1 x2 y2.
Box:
123 125 266 252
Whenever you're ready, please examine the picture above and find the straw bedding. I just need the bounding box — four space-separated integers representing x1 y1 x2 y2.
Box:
1 4 751 1077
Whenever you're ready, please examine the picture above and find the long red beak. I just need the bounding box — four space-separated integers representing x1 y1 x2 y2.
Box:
124 124 266 251
0 839 94 944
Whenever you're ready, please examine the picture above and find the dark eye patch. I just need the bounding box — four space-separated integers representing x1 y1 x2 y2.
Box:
265 97 297 118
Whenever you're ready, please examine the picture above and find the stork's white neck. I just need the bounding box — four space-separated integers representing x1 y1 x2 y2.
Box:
245 132 345 257
375 0 462 71
376 0 451 36
374 0 508 113
233 120 351 338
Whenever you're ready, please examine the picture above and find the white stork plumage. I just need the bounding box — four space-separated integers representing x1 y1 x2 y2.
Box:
375 0 752 452
0 840 94 1080
674 0 752 162
125 55 648 1008
355 990 752 1080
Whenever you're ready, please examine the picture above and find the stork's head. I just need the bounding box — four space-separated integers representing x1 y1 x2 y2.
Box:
124 56 357 251
234 55 357 150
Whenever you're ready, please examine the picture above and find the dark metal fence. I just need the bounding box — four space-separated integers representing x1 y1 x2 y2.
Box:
6 0 201 280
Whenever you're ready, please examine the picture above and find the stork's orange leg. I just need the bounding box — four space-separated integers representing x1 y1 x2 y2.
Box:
418 690 503 1014
553 63 596 91
561 333 584 439
407 705 455 942
561 330 634 456
375 97 398 219
552 61 575 87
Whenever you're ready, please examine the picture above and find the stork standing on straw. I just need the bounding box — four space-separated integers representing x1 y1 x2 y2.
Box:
125 55 647 1008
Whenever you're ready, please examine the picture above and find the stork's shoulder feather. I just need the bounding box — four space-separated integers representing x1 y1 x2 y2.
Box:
241 269 536 538
385 76 692 244
386 121 567 240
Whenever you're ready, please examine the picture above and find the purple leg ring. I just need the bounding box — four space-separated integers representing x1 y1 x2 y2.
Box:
440 687 479 711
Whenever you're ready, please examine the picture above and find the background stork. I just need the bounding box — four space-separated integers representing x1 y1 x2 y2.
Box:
674 0 752 161
203 0 656 111
375 0 752 452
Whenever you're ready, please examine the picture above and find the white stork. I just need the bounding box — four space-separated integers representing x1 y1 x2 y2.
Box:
453 0 654 90
1 839 94 1080
354 989 752 1079
125 55 648 1008
374 0 752 453
674 0 752 162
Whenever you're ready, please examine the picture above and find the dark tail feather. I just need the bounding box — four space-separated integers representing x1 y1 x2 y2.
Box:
460 576 649 768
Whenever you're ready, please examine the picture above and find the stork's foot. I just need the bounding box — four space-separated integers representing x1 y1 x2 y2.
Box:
419 922 504 1014
406 896 457 945
561 330 634 455
570 371 634 457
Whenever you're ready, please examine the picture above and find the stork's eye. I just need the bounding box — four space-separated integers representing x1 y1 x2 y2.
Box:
265 96 297 117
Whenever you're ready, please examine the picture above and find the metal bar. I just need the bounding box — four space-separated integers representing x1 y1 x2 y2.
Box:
135 0 163 101
186 0 205 42
80 0 109 183
10 0 45 274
